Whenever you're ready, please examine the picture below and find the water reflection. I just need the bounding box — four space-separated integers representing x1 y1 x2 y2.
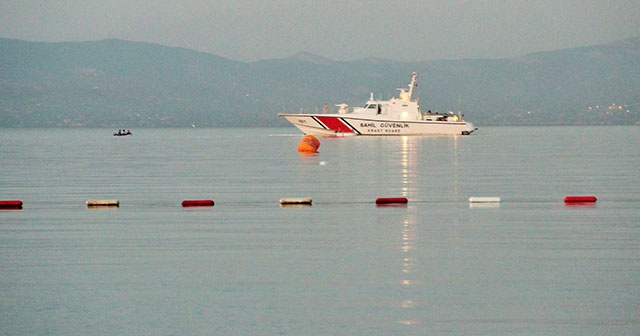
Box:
563 203 597 209
452 136 460 198
400 215 416 305
468 202 501 209
400 136 419 197
397 135 465 200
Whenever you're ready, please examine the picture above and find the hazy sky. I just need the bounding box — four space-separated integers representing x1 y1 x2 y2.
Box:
1 1 638 62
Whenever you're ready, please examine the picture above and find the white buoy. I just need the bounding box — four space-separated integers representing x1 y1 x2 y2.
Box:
86 199 119 207
279 198 312 205
469 197 501 203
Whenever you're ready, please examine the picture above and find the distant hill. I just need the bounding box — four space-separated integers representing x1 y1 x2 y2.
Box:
1 37 639 127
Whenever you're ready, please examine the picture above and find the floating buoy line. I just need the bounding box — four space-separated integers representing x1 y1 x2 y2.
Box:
0 195 603 211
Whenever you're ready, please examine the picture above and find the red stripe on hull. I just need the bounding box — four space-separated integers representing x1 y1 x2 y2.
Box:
315 116 354 133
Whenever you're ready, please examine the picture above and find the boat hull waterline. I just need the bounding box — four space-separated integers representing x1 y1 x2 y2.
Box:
279 114 475 136
279 72 476 136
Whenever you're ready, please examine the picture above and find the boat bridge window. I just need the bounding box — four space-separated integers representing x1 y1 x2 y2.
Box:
365 104 378 109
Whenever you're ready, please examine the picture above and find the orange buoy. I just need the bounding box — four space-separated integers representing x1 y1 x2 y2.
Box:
297 135 320 153
0 200 23 209
375 197 408 204
564 196 597 203
182 199 215 207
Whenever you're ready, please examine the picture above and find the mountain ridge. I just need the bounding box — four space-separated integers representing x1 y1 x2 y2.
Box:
1 37 638 127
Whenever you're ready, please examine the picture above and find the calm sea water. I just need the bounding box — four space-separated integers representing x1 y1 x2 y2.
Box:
1 126 639 335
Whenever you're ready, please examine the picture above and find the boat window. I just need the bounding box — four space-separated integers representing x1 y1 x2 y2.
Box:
367 104 377 109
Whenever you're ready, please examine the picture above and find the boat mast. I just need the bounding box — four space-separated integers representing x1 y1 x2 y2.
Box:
457 91 462 119
398 72 417 102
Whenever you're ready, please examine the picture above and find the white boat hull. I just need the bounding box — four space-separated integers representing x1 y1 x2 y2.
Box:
279 114 476 136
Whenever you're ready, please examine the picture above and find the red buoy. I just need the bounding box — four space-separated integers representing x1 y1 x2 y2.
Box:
181 199 215 207
375 197 408 204
564 196 597 203
0 200 23 209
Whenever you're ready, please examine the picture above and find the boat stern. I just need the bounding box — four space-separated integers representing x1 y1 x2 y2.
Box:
461 122 477 135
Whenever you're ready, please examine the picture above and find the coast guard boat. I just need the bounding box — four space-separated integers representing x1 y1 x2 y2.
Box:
279 72 476 136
